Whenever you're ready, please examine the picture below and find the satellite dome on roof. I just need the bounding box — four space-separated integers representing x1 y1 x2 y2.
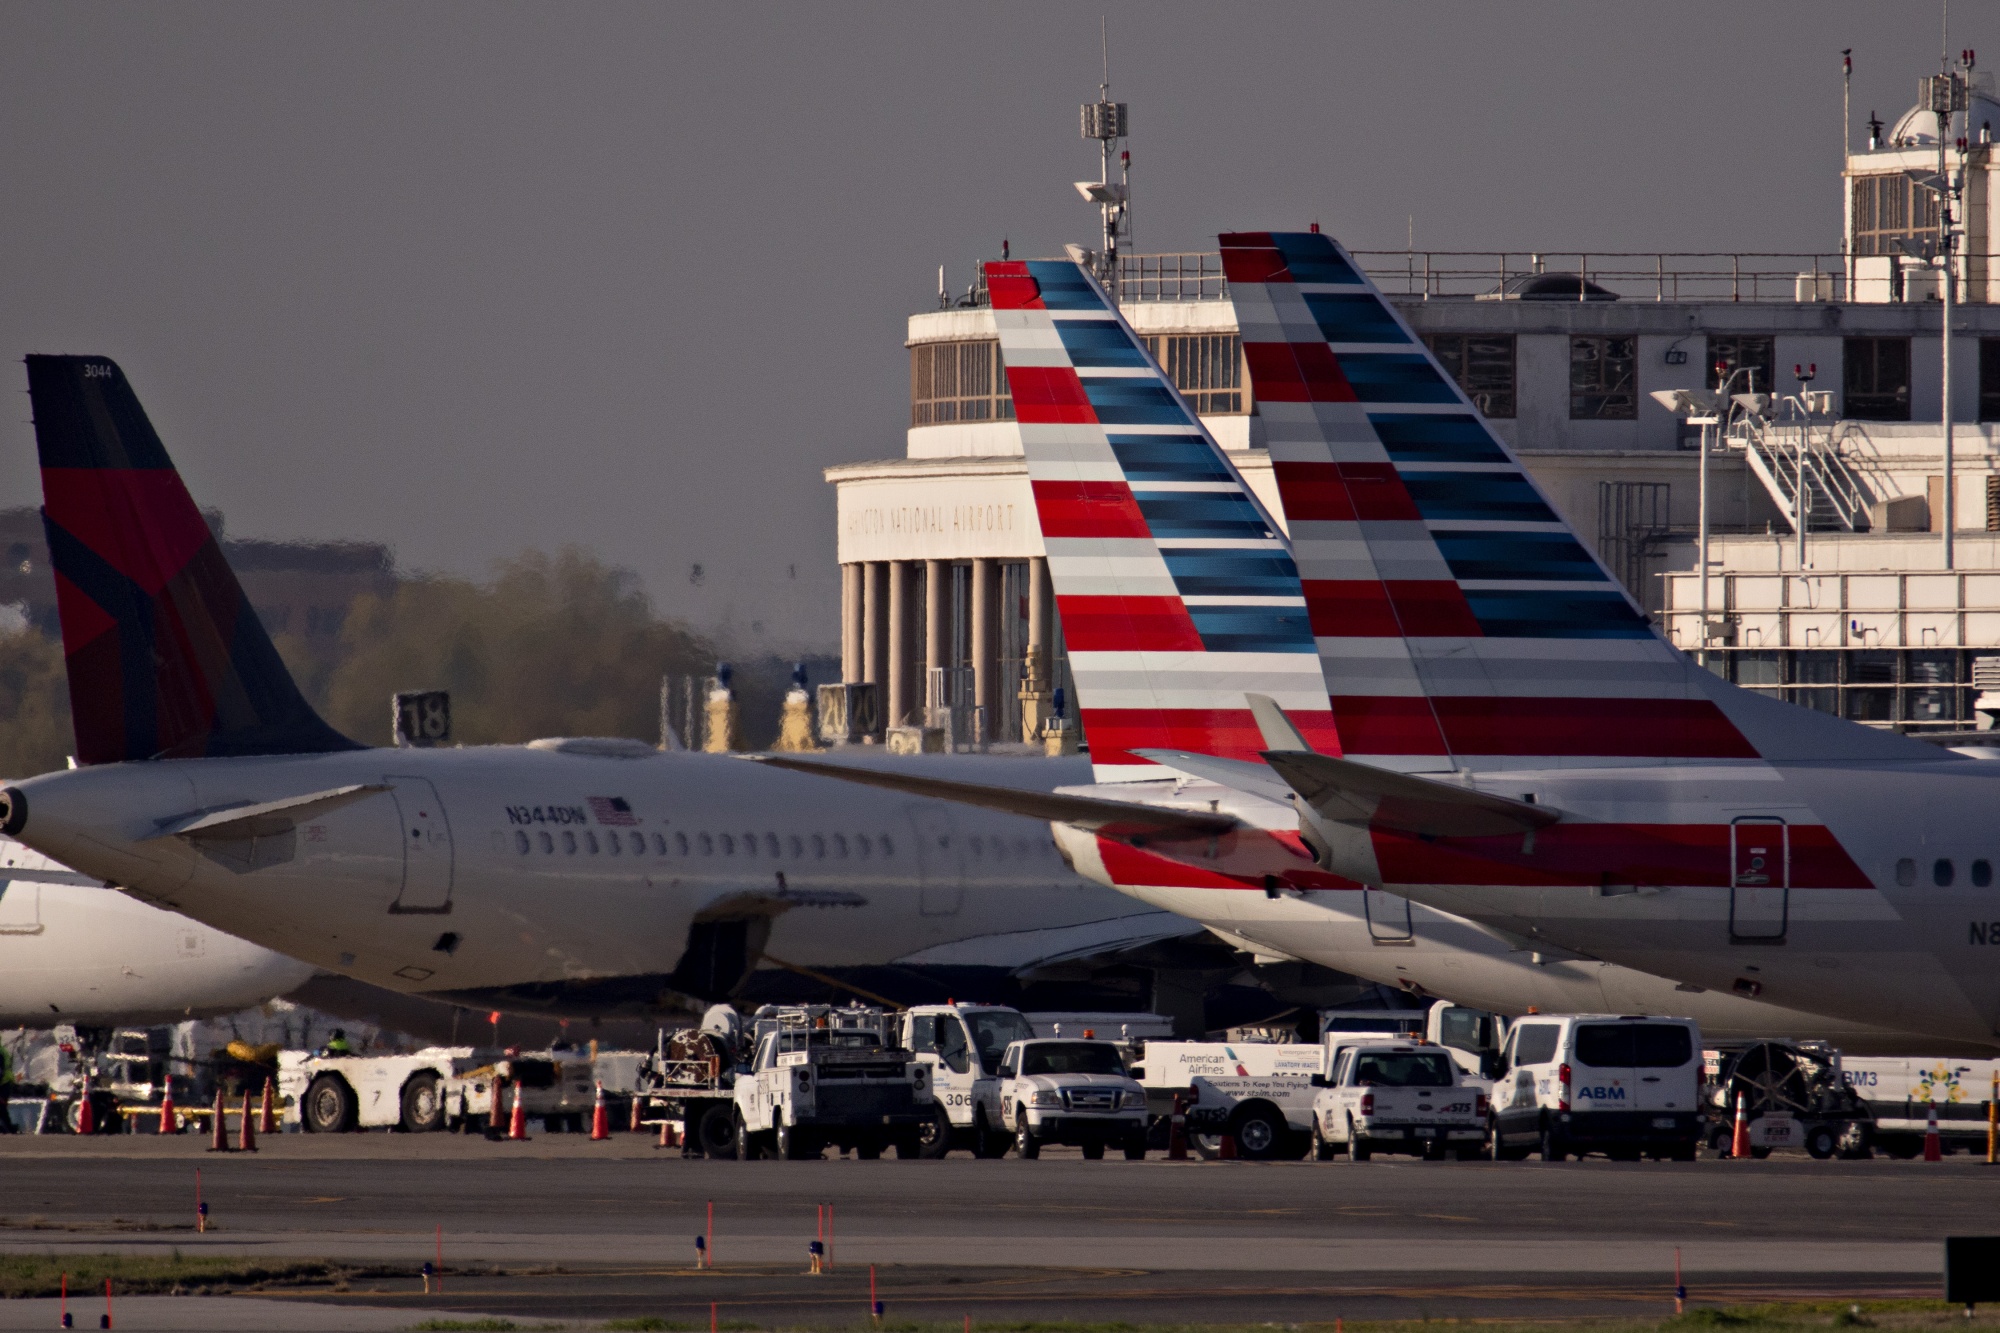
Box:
1887 75 2000 146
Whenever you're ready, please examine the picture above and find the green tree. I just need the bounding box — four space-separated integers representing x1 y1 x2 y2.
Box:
0 628 71 778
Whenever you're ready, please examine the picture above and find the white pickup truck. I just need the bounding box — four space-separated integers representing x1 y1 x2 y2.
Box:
1308 1041 1488 1161
997 1037 1149 1159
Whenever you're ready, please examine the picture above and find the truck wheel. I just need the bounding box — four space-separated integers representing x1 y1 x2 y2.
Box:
1312 1122 1337 1162
1123 1131 1148 1161
916 1103 953 1159
1230 1105 1285 1160
1014 1112 1041 1160
304 1074 358 1134
400 1073 445 1133
732 1112 760 1162
1348 1118 1371 1162
1080 1141 1105 1160
1538 1123 1566 1163
1805 1125 1839 1160
697 1104 737 1159
856 1137 883 1160
972 1108 1009 1159
777 1120 817 1160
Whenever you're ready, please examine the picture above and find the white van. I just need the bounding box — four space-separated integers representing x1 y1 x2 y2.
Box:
1490 1014 1703 1161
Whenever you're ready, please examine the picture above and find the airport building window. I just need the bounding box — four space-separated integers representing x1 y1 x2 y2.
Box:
1851 173 1941 257
1569 336 1637 420
1728 649 1970 727
1424 334 1516 418
1935 858 1956 888
1707 336 1776 395
1981 341 2000 423
1139 333 1245 414
1844 337 1911 421
910 339 1013 426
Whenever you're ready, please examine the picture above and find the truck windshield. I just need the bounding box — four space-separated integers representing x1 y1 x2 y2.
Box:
1019 1042 1125 1077
966 1010 1035 1074
1352 1052 1455 1087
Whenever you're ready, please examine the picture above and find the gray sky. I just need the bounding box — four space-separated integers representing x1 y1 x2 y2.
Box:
0 2 1969 650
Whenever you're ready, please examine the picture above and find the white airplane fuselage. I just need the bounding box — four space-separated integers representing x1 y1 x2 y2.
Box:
0 747 1160 1008
0 881 314 1026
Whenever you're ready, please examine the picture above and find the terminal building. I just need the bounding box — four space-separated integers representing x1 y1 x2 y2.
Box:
829 62 2000 743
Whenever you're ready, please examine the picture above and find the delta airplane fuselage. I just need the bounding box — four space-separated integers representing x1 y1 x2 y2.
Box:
0 747 1158 1013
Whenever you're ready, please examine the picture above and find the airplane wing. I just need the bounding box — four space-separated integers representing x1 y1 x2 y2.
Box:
1259 750 1561 839
746 756 1238 835
1128 749 1296 806
892 910 1205 970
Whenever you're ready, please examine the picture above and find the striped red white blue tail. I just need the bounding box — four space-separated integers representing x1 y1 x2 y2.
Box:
987 258 1339 782
1220 231 1936 770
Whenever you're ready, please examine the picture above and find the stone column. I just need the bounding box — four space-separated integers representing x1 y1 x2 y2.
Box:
887 560 914 729
840 564 863 683
925 559 948 719
861 561 887 687
1020 555 1053 741
971 558 996 745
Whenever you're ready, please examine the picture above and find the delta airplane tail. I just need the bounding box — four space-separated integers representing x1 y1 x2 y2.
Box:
1219 231 1941 772
984 258 1339 782
24 355 361 764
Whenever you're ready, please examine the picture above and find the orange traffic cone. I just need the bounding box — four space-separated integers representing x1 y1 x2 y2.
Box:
259 1079 277 1135
1217 1132 1238 1160
1925 1102 1944 1162
1729 1090 1751 1159
507 1080 528 1140
629 1092 642 1135
207 1089 231 1152
1167 1094 1189 1161
74 1073 95 1136
238 1089 257 1152
590 1082 611 1141
157 1081 176 1135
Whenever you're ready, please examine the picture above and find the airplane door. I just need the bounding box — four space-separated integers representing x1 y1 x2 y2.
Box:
1363 887 1414 943
1729 816 1788 942
908 806 964 916
0 881 39 935
387 777 454 914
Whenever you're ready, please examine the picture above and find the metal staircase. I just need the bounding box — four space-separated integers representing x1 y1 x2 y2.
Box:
1726 397 1870 533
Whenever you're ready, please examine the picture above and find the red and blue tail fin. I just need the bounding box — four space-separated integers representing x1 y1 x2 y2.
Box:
1219 231 1936 769
25 355 363 764
986 259 1340 782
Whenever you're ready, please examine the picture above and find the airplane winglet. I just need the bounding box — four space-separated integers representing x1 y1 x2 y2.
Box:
1244 694 1313 753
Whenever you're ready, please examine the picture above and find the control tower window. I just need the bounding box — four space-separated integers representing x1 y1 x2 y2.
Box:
1139 334 1244 414
1851 174 1940 257
1707 337 1776 396
1844 337 1911 421
911 340 1013 426
1569 336 1637 420
1979 340 2000 423
1424 334 1515 418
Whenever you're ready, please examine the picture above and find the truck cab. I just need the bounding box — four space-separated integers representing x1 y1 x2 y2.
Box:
996 1037 1148 1160
1309 1041 1487 1161
897 1003 1031 1158
731 1004 933 1160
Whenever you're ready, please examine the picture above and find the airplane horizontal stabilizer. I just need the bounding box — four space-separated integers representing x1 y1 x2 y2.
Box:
893 910 1203 970
1127 749 1296 806
1260 750 1561 839
747 756 1237 835
152 784 391 841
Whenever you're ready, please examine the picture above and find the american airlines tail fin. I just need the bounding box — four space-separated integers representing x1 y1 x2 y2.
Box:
986 259 1340 782
1219 232 1939 769
25 356 363 764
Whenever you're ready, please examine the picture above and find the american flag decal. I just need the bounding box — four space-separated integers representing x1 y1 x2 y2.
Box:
587 796 639 826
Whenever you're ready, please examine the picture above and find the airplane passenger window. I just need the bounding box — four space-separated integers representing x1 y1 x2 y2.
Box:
538 832 554 854
834 834 849 858
812 834 826 859
992 839 1006 862
856 835 871 859
719 834 734 855
585 833 600 855
606 832 620 855
880 835 895 857
562 831 577 854
968 836 982 858
1895 858 1917 886
765 833 781 858
742 832 757 857
674 832 689 856
1935 859 1956 888
1976 859 1993 888
514 832 530 854
788 835 803 859
698 833 713 855
630 832 646 854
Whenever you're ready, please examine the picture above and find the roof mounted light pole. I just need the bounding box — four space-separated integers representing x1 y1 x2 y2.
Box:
1651 387 1727 666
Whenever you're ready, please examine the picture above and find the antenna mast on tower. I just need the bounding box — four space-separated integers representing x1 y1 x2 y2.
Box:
1075 19 1130 284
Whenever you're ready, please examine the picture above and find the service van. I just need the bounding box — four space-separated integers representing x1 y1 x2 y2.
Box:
1490 1014 1703 1161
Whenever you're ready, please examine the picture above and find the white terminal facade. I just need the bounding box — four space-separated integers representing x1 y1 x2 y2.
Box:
831 64 2000 741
